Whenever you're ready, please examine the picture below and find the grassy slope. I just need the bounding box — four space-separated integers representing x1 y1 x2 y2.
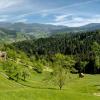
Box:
0 73 23 90
0 73 100 100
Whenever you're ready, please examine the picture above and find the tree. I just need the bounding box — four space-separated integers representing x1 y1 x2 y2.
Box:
52 53 75 90
54 65 67 90
80 61 88 73
2 60 16 80
92 42 100 73
92 42 100 56
22 68 30 81
3 60 21 81
14 65 22 82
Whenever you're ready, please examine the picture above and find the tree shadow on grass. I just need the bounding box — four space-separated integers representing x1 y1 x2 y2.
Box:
94 85 100 86
18 82 59 90
93 84 100 91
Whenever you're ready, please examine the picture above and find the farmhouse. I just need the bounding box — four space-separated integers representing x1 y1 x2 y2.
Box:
0 51 7 61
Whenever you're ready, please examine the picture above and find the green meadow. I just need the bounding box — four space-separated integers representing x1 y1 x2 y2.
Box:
0 73 100 100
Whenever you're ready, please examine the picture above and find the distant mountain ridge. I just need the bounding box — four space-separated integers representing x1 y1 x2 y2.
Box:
52 23 100 33
0 22 100 33
0 22 67 39
0 22 100 43
0 22 66 33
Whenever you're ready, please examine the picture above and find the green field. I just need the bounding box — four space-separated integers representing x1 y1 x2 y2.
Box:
0 72 100 100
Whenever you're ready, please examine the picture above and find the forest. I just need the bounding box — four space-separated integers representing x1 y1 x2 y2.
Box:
11 30 100 74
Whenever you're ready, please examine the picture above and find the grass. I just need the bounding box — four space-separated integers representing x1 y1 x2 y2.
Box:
0 72 100 100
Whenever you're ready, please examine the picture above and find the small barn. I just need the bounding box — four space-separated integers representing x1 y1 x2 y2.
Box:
0 51 7 61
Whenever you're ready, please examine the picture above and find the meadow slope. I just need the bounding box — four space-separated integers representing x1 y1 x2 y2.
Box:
0 73 100 100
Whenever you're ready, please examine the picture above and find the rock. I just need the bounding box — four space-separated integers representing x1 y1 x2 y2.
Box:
79 73 84 78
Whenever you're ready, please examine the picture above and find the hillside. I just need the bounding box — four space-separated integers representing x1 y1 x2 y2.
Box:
13 30 100 56
0 28 100 100
51 23 100 34
0 28 35 43
0 73 23 90
0 28 16 43
0 22 66 39
0 22 100 42
11 30 100 74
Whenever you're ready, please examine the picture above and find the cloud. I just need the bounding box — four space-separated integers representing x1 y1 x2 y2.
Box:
0 15 8 18
41 0 99 15
55 14 72 22
46 14 100 27
41 13 49 17
15 13 33 19
15 18 28 23
0 18 8 22
0 15 9 22
1 0 97 19
0 0 23 11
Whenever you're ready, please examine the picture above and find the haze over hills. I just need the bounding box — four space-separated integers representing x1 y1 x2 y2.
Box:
0 22 66 41
0 22 100 42
79 23 100 30
0 22 100 32
0 22 66 33
52 23 100 33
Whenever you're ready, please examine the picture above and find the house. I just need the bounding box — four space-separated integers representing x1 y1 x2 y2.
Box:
0 51 7 61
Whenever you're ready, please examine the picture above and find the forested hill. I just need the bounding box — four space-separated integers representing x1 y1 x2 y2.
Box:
0 28 17 42
0 22 66 40
13 30 100 59
0 28 34 43
9 30 100 74
1 30 100 75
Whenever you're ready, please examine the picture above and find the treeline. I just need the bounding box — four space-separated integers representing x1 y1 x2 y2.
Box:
10 30 100 74
13 31 99 56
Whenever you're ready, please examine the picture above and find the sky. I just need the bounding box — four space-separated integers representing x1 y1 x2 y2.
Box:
0 0 100 27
